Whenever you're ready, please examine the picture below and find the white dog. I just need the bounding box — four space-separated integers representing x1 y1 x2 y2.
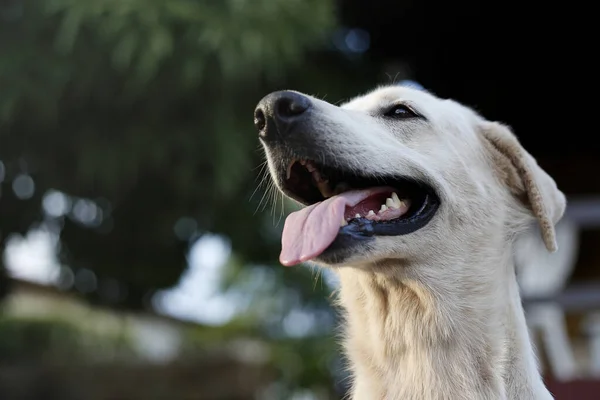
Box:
254 85 565 400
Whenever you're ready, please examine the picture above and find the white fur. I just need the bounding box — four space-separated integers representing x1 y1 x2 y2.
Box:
262 85 566 399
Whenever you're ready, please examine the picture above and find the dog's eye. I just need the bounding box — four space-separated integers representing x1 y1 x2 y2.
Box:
384 104 419 119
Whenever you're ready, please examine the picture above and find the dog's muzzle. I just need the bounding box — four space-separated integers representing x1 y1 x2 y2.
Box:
254 90 312 142
254 90 440 266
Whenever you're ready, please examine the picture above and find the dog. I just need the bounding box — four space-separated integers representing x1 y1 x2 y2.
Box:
254 85 565 399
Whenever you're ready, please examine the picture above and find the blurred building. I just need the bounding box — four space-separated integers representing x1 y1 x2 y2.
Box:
0 278 272 400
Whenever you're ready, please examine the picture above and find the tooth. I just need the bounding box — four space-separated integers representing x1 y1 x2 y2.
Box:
367 210 375 217
286 161 295 180
385 198 397 209
306 163 316 172
392 192 401 204
398 200 406 208
317 180 334 198
312 170 322 182
380 204 388 213
355 214 361 218
341 218 348 226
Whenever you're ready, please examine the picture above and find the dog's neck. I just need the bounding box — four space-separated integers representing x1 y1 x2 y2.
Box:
335 249 551 400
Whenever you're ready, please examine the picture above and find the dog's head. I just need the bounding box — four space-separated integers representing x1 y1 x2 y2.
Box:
254 85 566 268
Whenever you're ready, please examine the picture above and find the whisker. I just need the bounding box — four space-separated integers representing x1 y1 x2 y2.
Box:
313 267 323 291
275 191 286 227
269 182 278 220
252 160 268 172
255 176 273 215
251 163 274 215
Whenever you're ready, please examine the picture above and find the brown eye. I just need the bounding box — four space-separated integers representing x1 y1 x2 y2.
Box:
384 104 419 119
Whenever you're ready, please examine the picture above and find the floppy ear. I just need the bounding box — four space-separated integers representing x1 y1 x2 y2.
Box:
480 122 566 252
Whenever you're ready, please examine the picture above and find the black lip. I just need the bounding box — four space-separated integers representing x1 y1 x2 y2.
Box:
344 192 438 236
318 192 439 262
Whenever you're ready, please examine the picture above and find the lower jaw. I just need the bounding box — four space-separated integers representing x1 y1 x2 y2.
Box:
316 193 440 264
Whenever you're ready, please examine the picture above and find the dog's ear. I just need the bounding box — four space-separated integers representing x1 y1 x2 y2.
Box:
480 121 566 252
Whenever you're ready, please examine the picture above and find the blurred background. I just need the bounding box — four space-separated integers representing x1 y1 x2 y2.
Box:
0 0 596 399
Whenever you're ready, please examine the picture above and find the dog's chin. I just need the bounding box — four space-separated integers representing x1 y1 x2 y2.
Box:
313 236 374 266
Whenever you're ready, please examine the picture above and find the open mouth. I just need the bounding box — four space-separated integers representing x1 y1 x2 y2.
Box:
284 159 439 225
278 158 440 266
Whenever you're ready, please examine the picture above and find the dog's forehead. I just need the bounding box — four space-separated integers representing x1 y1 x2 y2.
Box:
341 86 440 112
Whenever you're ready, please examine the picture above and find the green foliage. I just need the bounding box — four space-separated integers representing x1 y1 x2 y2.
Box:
183 309 342 397
0 0 343 301
0 317 133 363
0 0 379 396
1 0 334 118
0 318 79 362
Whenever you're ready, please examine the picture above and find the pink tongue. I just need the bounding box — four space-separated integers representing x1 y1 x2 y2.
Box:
279 188 391 266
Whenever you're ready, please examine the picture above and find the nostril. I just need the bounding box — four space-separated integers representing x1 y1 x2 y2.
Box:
254 108 266 132
276 96 309 118
254 91 311 140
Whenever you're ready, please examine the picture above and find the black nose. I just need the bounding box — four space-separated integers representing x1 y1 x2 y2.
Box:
254 90 311 140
